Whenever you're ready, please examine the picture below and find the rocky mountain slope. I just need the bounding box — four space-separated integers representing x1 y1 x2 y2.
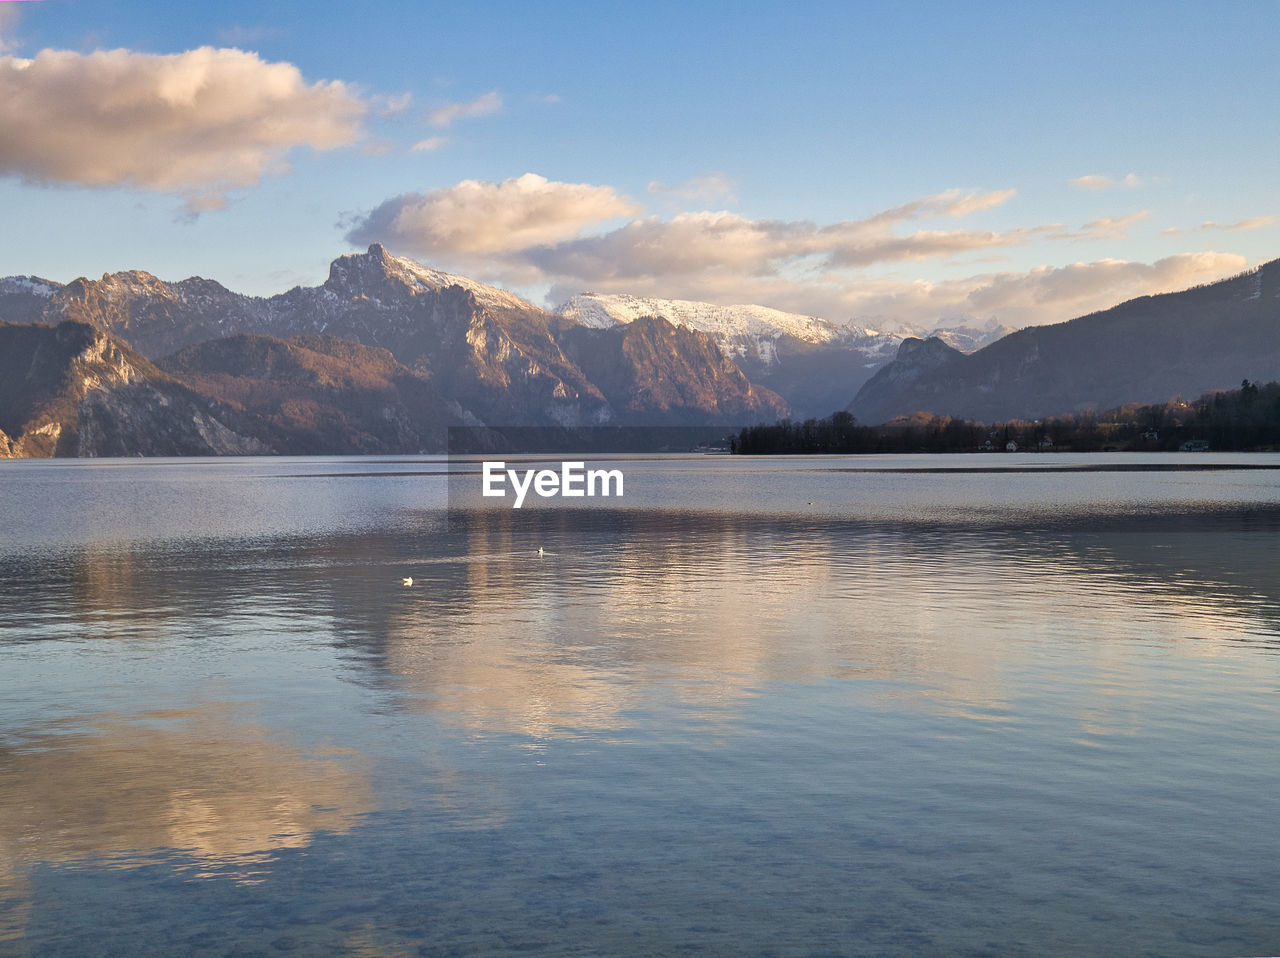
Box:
558 315 788 424
848 260 1280 424
0 321 267 457
159 334 462 454
0 321 467 458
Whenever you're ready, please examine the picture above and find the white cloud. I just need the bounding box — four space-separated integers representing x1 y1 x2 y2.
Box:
561 252 1247 331
410 136 448 153
0 5 21 54
345 173 641 259
1071 174 1113 191
1058 210 1151 241
1164 215 1275 236
870 188 1018 223
0 46 366 202
526 189 1028 279
375 91 413 117
647 173 737 206
1071 173 1142 191
349 174 1247 330
427 90 502 128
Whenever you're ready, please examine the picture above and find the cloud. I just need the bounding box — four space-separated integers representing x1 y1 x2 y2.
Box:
527 189 1028 280
1058 210 1151 240
0 4 21 54
410 136 448 153
344 173 641 258
1165 215 1274 236
647 173 737 206
0 46 366 202
1071 173 1142 191
349 174 1247 330
375 91 413 117
870 188 1018 223
554 252 1247 332
954 253 1244 321
427 90 502 128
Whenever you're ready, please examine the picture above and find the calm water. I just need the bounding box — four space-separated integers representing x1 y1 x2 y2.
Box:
3 454 1280 956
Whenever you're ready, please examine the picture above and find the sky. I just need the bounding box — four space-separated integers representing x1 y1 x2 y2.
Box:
0 0 1277 331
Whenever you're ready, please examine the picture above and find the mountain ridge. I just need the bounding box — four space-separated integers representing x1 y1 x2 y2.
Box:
848 260 1280 424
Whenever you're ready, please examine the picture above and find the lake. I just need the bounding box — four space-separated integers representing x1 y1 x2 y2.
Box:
2 453 1280 956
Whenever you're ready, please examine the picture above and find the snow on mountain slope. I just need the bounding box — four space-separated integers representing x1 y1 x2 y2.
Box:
558 292 842 344
554 292 1017 372
0 276 60 298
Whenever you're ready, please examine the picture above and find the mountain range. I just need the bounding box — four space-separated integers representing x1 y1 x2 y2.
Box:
3 244 1277 457
0 246 793 456
557 292 1010 417
849 260 1280 424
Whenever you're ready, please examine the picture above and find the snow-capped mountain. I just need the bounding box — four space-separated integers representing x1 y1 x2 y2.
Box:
558 293 844 354
895 320 1017 355
0 276 59 298
556 292 1008 367
555 292 1012 416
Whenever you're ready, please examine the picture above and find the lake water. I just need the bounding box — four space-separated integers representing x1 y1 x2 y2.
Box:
3 453 1280 956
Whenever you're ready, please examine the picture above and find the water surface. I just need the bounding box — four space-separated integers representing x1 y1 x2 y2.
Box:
2 454 1280 956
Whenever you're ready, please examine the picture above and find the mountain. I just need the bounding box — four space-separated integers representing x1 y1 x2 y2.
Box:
558 315 788 424
158 334 462 454
848 261 1280 424
0 321 268 457
556 292 1008 417
0 247 798 449
0 321 468 458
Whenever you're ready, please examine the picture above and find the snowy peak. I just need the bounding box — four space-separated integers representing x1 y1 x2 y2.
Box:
328 244 541 314
0 276 61 298
557 292 843 345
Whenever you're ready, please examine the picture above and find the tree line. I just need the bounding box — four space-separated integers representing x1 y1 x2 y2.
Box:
732 380 1280 454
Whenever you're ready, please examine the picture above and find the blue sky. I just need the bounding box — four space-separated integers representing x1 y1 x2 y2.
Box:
1 0 1276 329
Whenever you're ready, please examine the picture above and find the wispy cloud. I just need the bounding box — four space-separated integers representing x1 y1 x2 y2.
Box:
1070 172 1142 191
1163 215 1274 236
1057 210 1152 240
0 4 22 54
0 46 367 207
427 90 502 128
410 136 448 153
375 92 413 117
647 173 736 206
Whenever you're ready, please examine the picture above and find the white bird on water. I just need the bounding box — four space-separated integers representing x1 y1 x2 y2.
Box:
402 577 414 586
537 547 544 557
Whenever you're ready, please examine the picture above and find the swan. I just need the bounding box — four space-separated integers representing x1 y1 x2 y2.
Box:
402 577 413 586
